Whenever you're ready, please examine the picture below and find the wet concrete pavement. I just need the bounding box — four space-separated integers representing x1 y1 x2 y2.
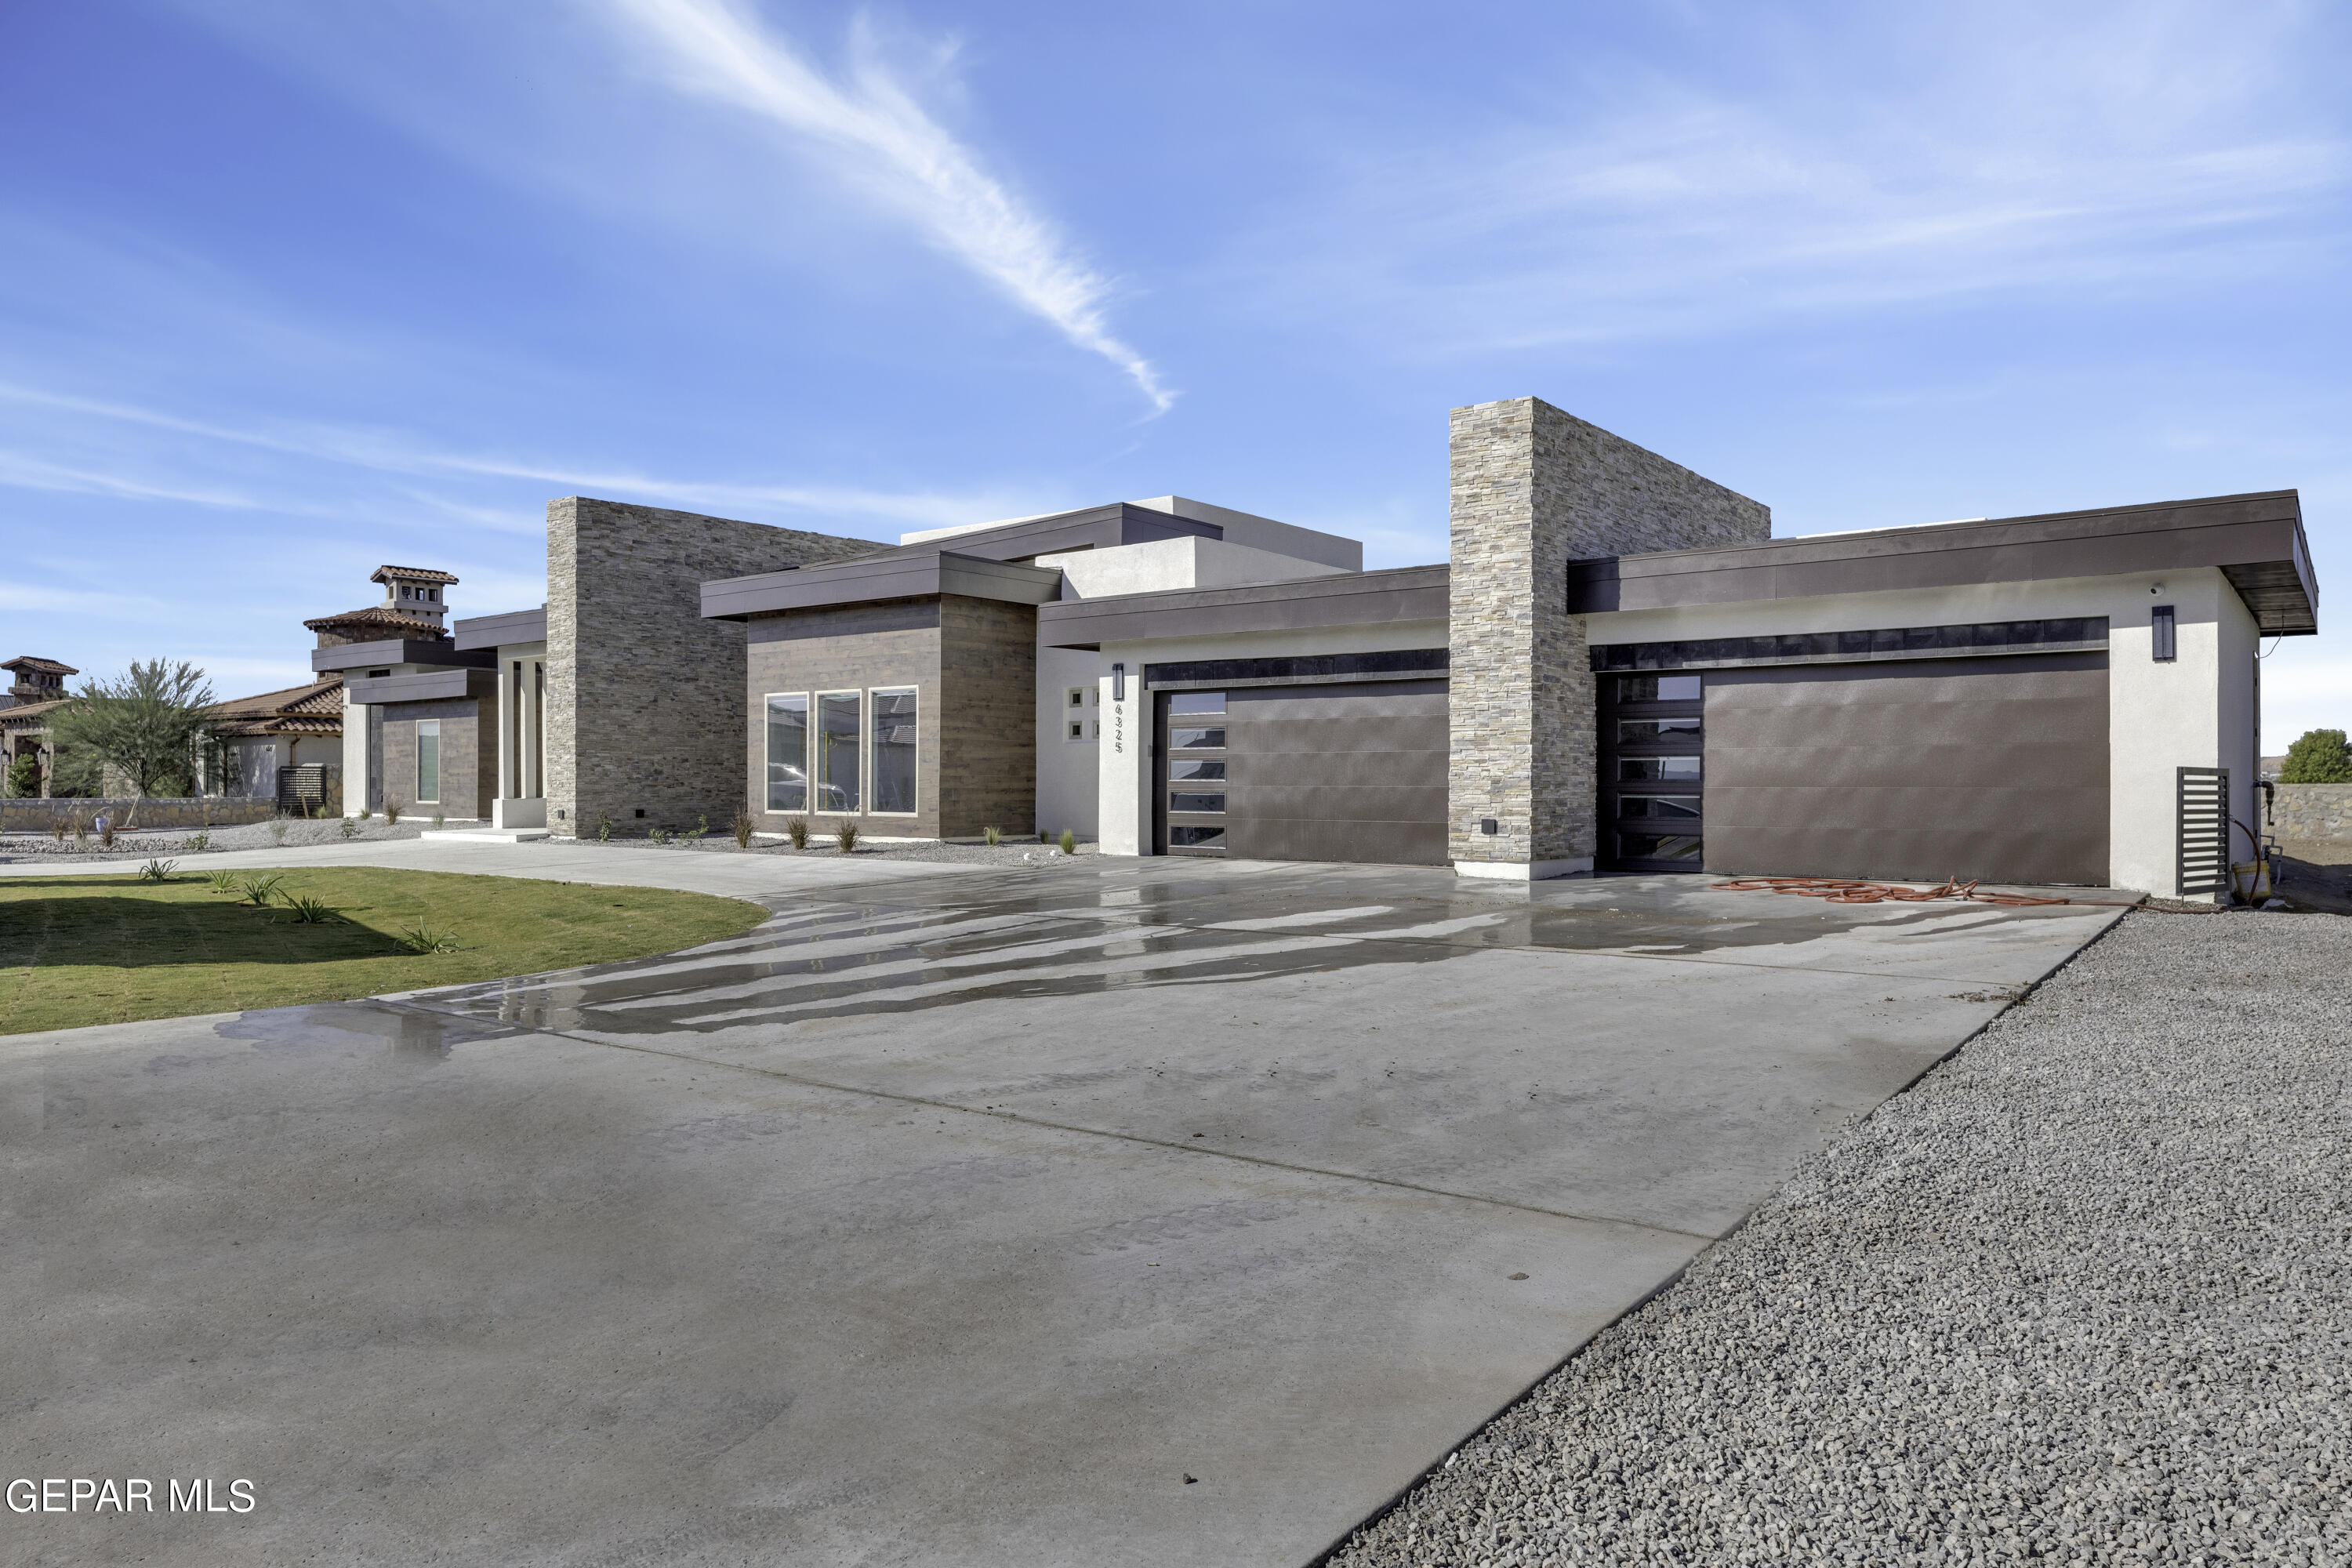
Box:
2 858 2129 1566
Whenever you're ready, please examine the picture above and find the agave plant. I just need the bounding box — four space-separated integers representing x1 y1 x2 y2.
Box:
394 920 459 955
136 858 179 883
276 893 339 924
235 873 286 907
205 869 239 895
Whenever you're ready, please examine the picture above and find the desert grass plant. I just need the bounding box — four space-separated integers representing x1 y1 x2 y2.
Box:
596 810 613 843
383 800 403 826
786 816 809 849
184 830 209 851
97 818 118 848
1038 827 1051 844
394 919 460 955
732 808 756 849
49 817 67 842
1058 829 1077 856
834 819 859 854
276 893 339 924
136 858 178 883
205 869 239 895
269 820 289 844
358 808 372 821
686 814 710 841
235 873 286 907
431 813 445 830
983 825 1001 846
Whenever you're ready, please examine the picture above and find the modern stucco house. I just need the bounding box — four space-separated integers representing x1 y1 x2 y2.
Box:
692 397 2316 898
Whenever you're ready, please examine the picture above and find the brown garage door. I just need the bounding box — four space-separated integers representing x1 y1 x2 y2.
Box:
1702 652 2109 886
1158 681 1449 865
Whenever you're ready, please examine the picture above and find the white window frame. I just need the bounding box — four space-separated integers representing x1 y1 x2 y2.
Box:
867 686 920 817
763 691 811 815
813 690 862 815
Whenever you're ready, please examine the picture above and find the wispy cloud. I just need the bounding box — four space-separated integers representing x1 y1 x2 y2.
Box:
1234 4 2348 354
0 378 1033 532
601 0 1172 412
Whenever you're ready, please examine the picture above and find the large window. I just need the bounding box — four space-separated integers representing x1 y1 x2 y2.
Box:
871 688 917 814
765 694 809 812
416 720 441 804
816 691 862 812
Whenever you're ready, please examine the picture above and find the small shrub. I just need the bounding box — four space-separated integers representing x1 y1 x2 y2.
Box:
136 858 178 883
983 825 1001 847
49 818 67 842
732 809 756 849
276 893 339 924
834 820 859 854
1038 828 1051 844
596 811 613 843
431 813 445 830
2280 728 2352 784
383 800 403 825
358 808 372 822
269 821 290 844
394 920 459 955
235 873 285 907
786 816 809 850
685 814 710 841
339 818 358 840
205 870 238 895
184 831 209 851
1058 829 1077 856
649 826 672 845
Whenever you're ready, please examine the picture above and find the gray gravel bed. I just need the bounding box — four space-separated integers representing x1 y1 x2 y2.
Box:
0 818 425 861
1327 909 2352 1566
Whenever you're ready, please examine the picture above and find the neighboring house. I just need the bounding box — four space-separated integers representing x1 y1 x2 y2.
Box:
319 514 884 827
696 397 2318 900
0 655 78 796
204 677 346 802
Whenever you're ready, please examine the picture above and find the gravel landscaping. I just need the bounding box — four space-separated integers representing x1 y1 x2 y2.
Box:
0 817 424 862
1327 909 2352 1566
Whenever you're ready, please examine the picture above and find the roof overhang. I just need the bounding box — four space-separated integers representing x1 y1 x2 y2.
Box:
452 608 549 650
1568 491 2318 635
1036 565 1450 649
344 668 492 706
311 640 495 674
702 551 1064 620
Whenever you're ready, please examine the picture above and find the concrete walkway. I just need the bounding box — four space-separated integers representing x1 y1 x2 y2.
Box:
1 860 2129 1565
0 834 1003 902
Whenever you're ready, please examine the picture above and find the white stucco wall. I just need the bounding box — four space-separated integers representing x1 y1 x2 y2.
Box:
1036 537 1352 600
1037 644 1103 839
1588 568 2263 895
1093 619 1450 857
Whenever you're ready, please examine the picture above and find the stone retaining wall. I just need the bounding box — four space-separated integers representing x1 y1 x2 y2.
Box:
2271 782 2352 841
0 797 283 833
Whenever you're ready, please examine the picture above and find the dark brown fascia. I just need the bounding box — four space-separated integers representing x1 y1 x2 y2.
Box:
311 639 495 674
452 608 549 650
1567 490 2318 635
701 550 1065 620
343 668 496 706
1036 564 1450 649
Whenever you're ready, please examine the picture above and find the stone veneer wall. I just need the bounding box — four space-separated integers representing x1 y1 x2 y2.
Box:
743 601 944 836
1447 398 1770 870
2271 782 2352 841
936 595 1040 838
380 699 492 819
546 498 883 837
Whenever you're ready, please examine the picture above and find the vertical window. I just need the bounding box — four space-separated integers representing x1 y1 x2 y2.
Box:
2151 604 2176 662
816 691 861 811
871 688 918 813
765 694 809 811
416 720 441 803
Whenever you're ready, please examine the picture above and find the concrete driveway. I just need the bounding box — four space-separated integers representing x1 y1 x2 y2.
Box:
1 857 2128 1566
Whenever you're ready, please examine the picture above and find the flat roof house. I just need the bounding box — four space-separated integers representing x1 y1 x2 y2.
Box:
696 397 2317 899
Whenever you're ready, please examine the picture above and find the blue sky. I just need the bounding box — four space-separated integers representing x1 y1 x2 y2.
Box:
3 0 2346 743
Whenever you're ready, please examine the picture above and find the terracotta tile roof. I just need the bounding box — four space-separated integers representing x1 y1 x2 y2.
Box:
301 606 452 638
0 698 70 727
370 564 460 585
2 655 77 676
211 677 345 739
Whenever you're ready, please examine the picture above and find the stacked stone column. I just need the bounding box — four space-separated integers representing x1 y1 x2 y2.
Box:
1446 398 1770 876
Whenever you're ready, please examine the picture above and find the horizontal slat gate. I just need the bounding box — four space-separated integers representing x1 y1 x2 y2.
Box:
2176 766 2230 898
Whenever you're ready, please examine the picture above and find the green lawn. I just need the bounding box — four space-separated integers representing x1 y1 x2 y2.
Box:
0 868 768 1036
